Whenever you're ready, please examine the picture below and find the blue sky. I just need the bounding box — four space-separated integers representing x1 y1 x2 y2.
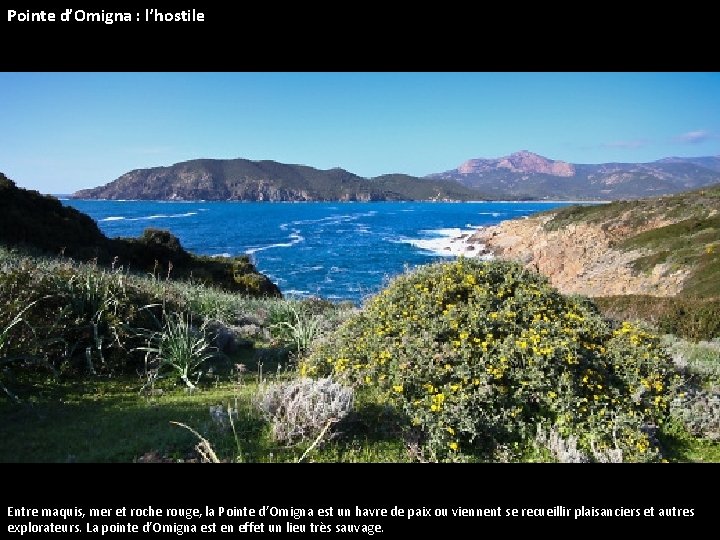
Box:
1 72 718 194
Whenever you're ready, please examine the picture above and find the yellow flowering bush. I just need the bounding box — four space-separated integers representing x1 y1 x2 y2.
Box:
302 259 680 461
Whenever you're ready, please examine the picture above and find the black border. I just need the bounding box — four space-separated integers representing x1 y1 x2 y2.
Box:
2 5 717 536
2 5 716 71
2 463 716 536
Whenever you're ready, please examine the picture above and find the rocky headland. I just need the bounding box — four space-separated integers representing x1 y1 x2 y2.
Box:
443 184 720 301
465 213 688 297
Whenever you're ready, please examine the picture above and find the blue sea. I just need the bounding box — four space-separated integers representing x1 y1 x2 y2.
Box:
62 200 579 304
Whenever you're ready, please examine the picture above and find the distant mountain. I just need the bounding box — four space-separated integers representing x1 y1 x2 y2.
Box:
456 151 575 177
72 159 483 202
655 156 720 172
427 151 720 200
72 153 720 202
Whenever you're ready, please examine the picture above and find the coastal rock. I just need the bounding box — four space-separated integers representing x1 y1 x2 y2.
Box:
465 210 692 298
206 320 255 354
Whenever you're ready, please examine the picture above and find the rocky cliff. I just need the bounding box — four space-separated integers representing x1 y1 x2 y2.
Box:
468 213 688 297
464 184 720 299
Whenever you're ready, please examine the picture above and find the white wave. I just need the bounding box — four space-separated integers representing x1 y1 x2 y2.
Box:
127 211 198 221
244 229 304 255
289 265 323 274
403 238 469 257
101 216 125 222
211 252 232 258
284 289 311 296
290 211 377 227
398 226 490 258
290 215 345 226
421 227 468 237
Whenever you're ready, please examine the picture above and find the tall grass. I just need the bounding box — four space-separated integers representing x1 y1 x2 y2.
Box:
269 301 322 354
664 335 720 386
0 300 40 401
138 311 217 391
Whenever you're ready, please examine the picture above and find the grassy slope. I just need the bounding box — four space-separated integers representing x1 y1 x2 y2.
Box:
1 357 716 463
0 173 280 296
0 246 406 462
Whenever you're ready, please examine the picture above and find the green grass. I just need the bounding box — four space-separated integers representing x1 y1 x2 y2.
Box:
0 370 411 463
543 183 720 233
662 335 720 387
621 216 720 290
0 374 222 462
658 417 720 463
595 295 720 340
3 369 717 463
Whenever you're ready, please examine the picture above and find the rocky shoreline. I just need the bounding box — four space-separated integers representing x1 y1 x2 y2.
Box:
437 213 690 298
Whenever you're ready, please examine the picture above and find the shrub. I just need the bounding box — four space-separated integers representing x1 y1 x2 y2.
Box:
302 259 680 462
0 253 173 377
268 301 322 355
671 389 720 441
663 335 720 387
595 295 720 341
138 311 217 391
255 377 353 445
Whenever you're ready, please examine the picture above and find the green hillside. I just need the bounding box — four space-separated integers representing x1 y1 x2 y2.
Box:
0 173 280 296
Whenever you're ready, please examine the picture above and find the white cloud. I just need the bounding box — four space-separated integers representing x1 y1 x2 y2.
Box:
676 130 712 144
